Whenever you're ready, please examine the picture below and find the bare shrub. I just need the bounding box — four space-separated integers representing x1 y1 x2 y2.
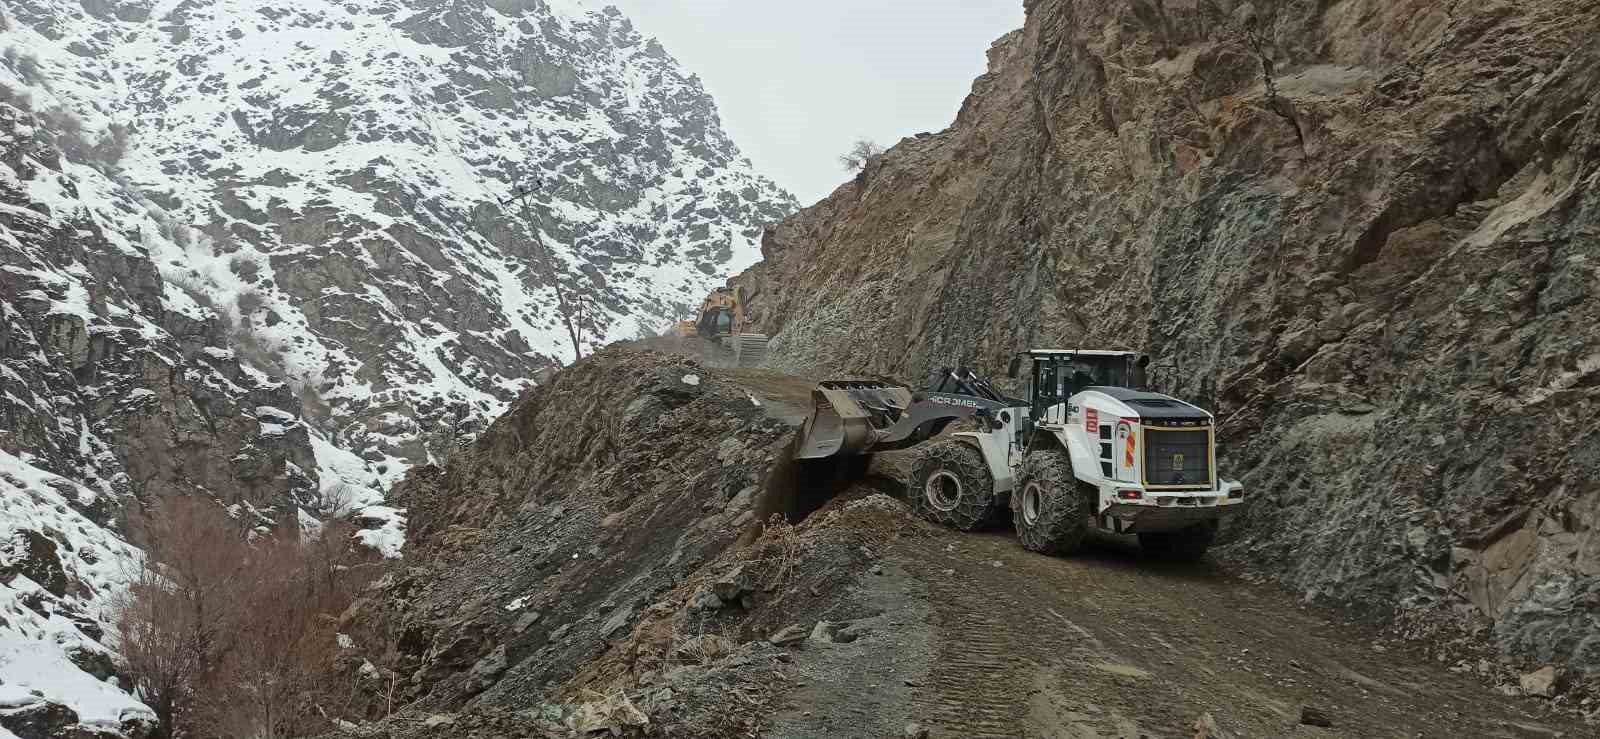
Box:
39 107 93 162
312 482 358 518
164 270 216 312
297 382 333 427
114 497 256 735
229 255 261 283
0 81 32 111
113 497 381 738
149 209 194 250
837 138 884 172
229 319 287 375
90 121 132 169
2 47 44 87
235 286 265 316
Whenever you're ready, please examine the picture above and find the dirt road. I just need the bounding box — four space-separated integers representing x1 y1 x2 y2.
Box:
763 523 1578 738
901 532 1574 738
708 363 1583 738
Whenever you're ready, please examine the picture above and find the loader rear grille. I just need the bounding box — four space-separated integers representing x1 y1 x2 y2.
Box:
1143 428 1211 488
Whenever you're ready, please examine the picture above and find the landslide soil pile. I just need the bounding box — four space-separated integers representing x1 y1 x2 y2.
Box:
325 349 918 737
729 0 1600 681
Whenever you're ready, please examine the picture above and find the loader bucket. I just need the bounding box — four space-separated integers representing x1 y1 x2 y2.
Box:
794 381 915 460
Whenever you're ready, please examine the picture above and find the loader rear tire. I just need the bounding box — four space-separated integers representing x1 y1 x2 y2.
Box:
910 439 997 531
1012 448 1091 555
1139 522 1216 563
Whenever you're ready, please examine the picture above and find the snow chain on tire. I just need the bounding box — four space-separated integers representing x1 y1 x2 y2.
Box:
1012 447 1092 555
910 438 998 531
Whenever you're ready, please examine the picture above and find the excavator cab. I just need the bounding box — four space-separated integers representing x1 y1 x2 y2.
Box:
681 286 770 367
699 306 735 338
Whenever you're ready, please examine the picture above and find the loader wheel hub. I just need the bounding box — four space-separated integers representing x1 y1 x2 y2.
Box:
924 469 963 512
1022 482 1043 525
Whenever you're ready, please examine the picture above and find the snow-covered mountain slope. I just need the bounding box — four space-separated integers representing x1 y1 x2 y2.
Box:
113 0 793 480
1 451 155 738
1 0 793 732
9 0 793 484
3 14 326 732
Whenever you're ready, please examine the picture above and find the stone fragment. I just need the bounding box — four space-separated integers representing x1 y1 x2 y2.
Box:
1520 666 1559 698
1299 706 1333 728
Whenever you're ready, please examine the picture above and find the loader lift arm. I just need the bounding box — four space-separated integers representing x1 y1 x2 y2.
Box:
926 367 1026 406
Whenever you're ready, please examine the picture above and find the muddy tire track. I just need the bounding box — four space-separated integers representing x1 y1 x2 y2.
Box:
904 543 1094 738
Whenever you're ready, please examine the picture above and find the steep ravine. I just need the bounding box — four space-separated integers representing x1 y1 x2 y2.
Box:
730 0 1600 679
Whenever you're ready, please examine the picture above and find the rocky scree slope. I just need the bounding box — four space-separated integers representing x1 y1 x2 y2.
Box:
328 348 906 736
731 0 1600 683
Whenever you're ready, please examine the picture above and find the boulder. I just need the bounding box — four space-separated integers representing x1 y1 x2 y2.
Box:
711 565 752 604
1299 706 1334 728
3 530 68 597
0 699 80 739
767 624 808 646
467 645 508 692
1520 666 1560 698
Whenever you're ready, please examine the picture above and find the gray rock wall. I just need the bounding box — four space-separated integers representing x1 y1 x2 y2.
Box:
733 0 1600 675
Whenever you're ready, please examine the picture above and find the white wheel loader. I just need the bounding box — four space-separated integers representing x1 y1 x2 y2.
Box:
792 350 1246 561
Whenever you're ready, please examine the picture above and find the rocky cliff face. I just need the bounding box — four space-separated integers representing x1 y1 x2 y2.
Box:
1 0 791 731
734 0 1600 676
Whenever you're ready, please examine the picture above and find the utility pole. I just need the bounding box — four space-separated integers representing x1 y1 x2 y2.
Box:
504 179 584 361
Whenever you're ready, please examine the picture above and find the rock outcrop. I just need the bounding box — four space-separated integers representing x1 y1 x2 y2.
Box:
731 0 1600 676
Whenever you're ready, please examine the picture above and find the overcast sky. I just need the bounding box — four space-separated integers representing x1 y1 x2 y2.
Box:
597 1 1026 205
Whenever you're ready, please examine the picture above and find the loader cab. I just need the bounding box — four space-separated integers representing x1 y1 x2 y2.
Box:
1008 350 1146 425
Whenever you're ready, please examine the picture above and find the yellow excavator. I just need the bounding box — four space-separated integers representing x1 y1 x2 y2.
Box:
672 286 769 367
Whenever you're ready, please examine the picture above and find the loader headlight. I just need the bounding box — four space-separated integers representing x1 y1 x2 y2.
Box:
1228 488 1244 499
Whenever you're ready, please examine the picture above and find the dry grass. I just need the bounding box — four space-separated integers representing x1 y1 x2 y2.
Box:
670 632 736 666
744 514 806 590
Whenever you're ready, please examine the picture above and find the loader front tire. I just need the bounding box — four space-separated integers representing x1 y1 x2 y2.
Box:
1013 448 1091 555
910 439 997 531
1139 522 1216 563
